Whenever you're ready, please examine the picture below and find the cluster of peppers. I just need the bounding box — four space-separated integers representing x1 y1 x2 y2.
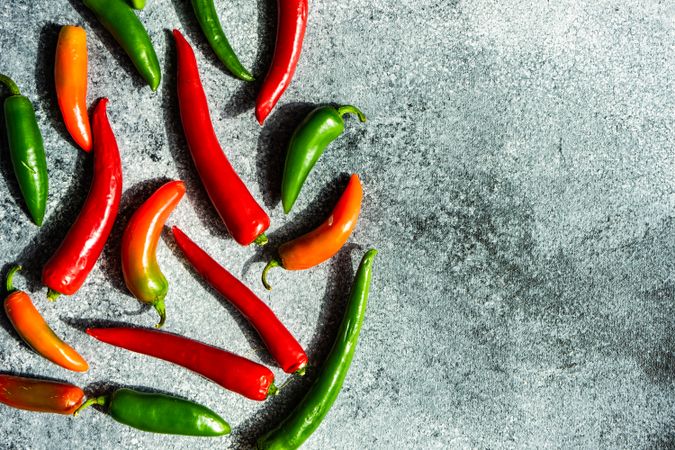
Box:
0 0 374 448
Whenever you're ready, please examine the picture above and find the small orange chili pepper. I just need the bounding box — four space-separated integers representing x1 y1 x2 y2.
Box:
55 25 92 152
0 374 85 415
121 180 186 328
4 266 88 372
262 174 362 290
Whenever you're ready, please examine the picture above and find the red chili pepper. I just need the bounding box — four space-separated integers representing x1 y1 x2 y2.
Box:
87 327 277 401
0 374 85 415
172 226 308 374
42 98 123 299
173 29 270 246
255 0 308 124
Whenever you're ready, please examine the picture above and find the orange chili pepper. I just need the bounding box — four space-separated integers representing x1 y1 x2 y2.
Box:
262 174 362 290
0 374 85 415
55 25 92 152
121 180 185 328
4 266 88 372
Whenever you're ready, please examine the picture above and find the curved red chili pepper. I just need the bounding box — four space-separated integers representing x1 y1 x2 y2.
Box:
0 374 85 415
42 98 123 299
255 0 308 124
87 327 277 401
173 29 270 246
172 226 308 374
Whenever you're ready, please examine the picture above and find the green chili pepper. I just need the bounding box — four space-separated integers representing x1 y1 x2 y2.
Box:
281 105 366 214
128 0 146 9
0 75 48 226
191 0 254 82
76 388 230 436
257 248 377 450
83 0 161 91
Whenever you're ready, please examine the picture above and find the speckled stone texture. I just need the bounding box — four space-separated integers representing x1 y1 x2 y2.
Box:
0 0 673 448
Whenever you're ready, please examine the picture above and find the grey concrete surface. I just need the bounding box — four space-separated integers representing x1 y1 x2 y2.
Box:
0 0 673 448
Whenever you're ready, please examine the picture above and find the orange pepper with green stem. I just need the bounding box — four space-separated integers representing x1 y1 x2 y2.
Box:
121 180 185 328
262 174 362 290
4 266 88 372
55 25 92 152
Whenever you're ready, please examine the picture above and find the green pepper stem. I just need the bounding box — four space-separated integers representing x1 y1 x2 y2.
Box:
267 382 279 397
0 74 21 96
253 233 269 247
261 259 281 291
5 265 22 293
47 289 61 302
337 105 366 122
295 365 307 377
74 395 108 416
153 298 167 328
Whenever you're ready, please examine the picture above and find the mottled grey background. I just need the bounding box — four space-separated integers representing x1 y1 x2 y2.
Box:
0 0 673 448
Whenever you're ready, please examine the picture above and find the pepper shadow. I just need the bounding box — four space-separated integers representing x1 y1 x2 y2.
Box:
255 102 315 210
66 0 145 91
161 226 276 368
61 317 143 336
12 151 91 293
160 29 232 241
99 177 172 302
34 22 76 148
240 173 350 281
231 244 360 449
0 263 33 350
222 0 278 118
82 380 198 404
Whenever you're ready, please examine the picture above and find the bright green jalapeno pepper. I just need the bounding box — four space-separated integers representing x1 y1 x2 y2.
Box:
76 388 230 436
257 248 377 450
0 74 48 226
281 105 366 214
83 0 161 90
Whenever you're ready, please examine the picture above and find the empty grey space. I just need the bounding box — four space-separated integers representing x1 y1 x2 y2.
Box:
0 0 673 448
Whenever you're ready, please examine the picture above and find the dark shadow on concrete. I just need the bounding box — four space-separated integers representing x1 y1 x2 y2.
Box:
255 102 315 209
61 317 143 335
66 0 145 91
222 0 277 118
160 30 232 241
161 226 275 367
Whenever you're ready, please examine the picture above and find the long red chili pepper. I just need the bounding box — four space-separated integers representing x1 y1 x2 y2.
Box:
42 98 123 299
87 327 277 401
172 226 308 374
173 29 270 246
255 0 308 124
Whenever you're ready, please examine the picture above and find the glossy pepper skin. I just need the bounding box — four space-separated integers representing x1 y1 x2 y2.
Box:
173 29 270 246
128 0 146 9
262 174 362 290
258 249 377 450
172 226 308 374
0 74 48 226
256 0 308 124
87 327 278 401
42 98 122 299
76 388 230 436
121 180 185 328
83 0 161 90
191 0 253 81
55 25 92 151
0 374 85 415
282 105 366 213
4 266 88 372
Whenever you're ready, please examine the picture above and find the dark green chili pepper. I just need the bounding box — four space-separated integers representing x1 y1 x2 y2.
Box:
281 105 366 214
191 0 253 81
0 75 48 226
83 0 161 90
76 388 230 436
257 248 377 450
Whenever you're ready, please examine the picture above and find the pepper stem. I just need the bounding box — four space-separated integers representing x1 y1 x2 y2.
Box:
74 395 108 416
261 259 281 291
0 74 21 96
5 265 22 293
253 233 268 247
153 298 167 328
295 365 307 377
337 105 366 122
47 289 61 302
267 382 279 397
